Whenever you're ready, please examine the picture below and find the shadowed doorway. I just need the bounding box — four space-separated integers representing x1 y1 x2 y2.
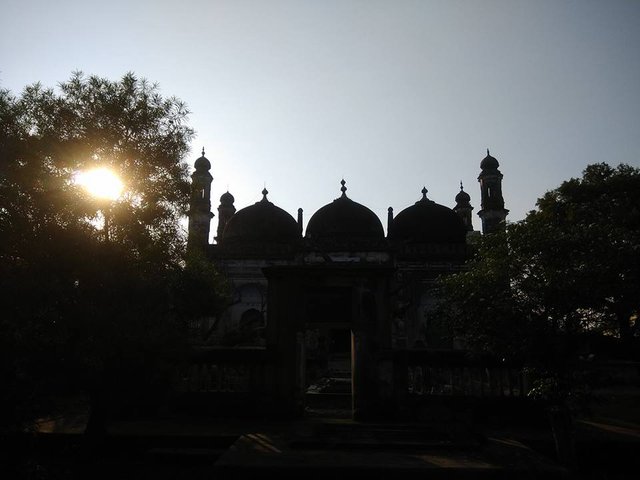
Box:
304 287 353 418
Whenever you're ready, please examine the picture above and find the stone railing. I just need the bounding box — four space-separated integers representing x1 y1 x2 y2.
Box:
394 349 528 398
176 347 273 394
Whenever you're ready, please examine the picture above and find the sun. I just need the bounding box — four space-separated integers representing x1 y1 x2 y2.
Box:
76 167 124 200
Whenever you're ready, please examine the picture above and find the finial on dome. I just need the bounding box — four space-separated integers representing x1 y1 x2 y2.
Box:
455 181 471 205
421 186 428 199
261 187 269 201
480 148 500 170
340 179 347 197
194 148 211 171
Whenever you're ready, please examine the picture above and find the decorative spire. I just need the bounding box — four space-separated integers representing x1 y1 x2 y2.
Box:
460 181 464 191
340 179 347 197
421 186 428 200
261 187 269 202
297 208 303 236
202 147 205 157
486 148 490 156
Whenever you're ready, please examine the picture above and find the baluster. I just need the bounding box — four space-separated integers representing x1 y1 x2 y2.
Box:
188 364 199 392
210 364 219 391
200 364 209 391
508 369 515 397
416 366 424 395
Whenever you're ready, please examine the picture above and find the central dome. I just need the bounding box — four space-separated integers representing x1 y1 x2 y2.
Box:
390 188 466 244
306 180 384 241
222 189 299 244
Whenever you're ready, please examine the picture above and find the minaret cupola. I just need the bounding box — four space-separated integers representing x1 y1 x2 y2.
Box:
216 190 236 243
453 181 474 231
477 149 509 234
187 147 214 252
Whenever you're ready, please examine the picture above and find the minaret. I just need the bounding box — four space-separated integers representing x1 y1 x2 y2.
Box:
216 191 236 243
297 208 304 236
453 181 474 231
187 148 214 252
477 149 509 234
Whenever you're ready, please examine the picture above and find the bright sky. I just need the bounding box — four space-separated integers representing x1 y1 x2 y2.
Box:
2 0 639 238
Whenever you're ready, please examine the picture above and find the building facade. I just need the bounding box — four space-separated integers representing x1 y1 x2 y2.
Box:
186 150 508 418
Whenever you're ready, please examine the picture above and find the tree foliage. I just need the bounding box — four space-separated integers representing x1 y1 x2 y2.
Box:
1 71 194 263
437 164 640 465
532 163 640 345
437 163 640 367
0 73 225 431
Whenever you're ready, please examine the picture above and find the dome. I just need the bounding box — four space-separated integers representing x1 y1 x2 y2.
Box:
455 183 471 204
222 189 299 244
480 149 499 170
306 180 384 241
194 147 211 172
390 188 467 244
220 191 235 205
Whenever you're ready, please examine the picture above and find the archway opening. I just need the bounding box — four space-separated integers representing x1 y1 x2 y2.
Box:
303 287 353 418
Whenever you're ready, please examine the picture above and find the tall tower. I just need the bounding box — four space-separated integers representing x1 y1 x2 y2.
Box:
187 148 214 252
453 182 474 231
477 149 508 234
216 191 236 243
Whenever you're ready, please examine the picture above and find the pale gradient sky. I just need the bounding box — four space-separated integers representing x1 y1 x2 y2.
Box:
2 0 639 239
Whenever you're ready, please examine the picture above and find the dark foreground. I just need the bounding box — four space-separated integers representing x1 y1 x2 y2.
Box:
2 406 638 480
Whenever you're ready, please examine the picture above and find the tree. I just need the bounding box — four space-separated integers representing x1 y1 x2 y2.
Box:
0 73 218 433
1 71 194 264
436 163 640 465
532 163 640 349
434 228 556 365
438 163 640 363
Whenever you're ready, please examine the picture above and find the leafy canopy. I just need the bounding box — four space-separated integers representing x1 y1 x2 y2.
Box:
0 73 216 429
0 71 194 264
437 163 640 365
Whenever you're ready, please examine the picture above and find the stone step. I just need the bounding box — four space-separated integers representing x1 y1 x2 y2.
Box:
305 392 352 410
215 429 567 479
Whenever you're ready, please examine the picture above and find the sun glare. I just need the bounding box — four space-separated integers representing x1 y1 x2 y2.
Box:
76 168 124 200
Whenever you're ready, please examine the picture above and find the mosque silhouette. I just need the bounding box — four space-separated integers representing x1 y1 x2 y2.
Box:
185 150 509 419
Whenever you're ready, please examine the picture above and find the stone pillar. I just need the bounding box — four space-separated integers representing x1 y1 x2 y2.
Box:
351 282 378 421
352 330 376 420
264 273 305 418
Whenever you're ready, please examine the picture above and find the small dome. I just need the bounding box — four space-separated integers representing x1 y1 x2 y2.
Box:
194 147 211 172
306 180 384 241
480 149 499 170
455 183 471 205
222 189 299 244
390 188 466 244
220 191 235 205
